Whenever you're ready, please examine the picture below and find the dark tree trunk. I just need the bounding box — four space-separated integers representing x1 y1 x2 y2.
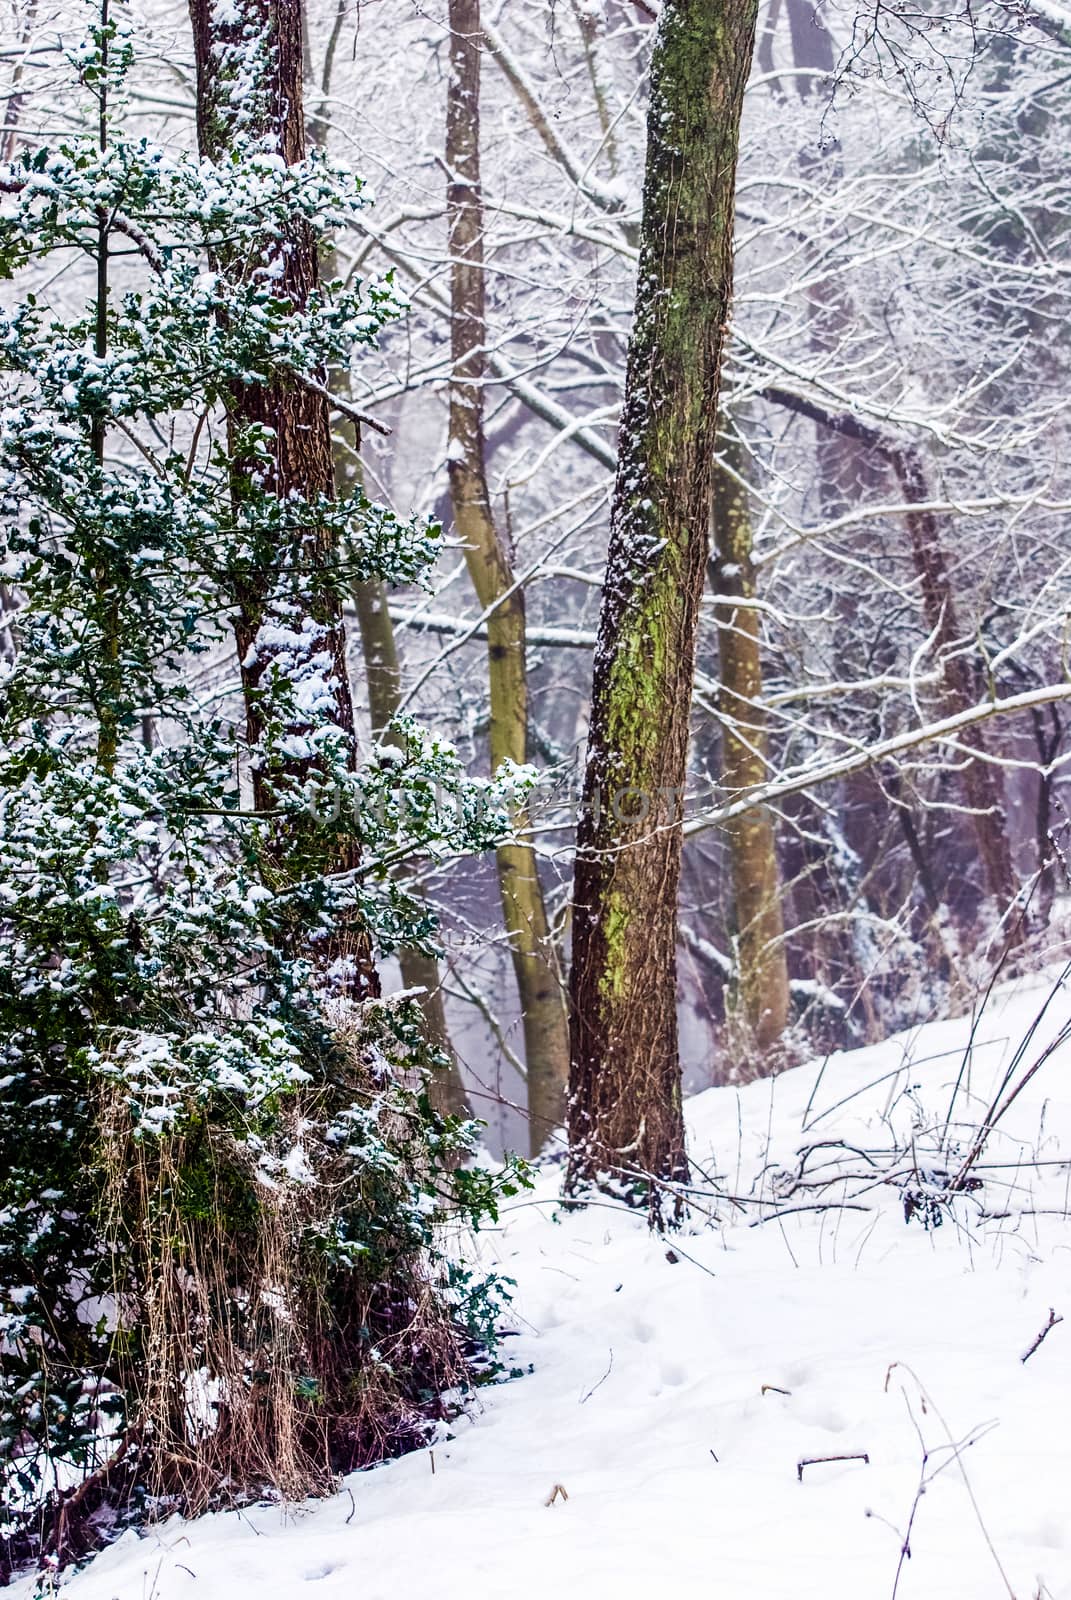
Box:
188 0 376 994
1029 700 1065 926
889 444 1018 913
567 0 759 1214
766 15 1017 929
785 0 834 86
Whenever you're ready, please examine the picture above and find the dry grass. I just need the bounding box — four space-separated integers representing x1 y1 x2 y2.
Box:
88 1013 471 1527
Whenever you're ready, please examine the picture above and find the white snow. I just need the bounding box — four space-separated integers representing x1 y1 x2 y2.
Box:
23 969 1071 1600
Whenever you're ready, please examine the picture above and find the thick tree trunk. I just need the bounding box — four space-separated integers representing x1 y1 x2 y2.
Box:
446 0 570 1154
189 0 377 994
567 0 759 1212
710 431 790 1053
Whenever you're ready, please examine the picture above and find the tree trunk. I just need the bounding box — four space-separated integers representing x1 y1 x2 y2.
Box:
567 0 759 1213
188 0 377 994
1027 698 1065 927
710 430 790 1053
570 0 620 175
446 0 570 1154
351 573 470 1118
309 71 455 1082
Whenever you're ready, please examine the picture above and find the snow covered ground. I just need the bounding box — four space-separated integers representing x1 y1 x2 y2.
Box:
25 969 1071 1600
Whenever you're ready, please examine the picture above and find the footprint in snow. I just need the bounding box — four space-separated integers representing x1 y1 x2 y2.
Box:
797 1401 849 1434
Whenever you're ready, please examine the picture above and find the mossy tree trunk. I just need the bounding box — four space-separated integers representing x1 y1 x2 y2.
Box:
567 0 759 1212
446 0 569 1153
188 0 377 994
710 431 790 1054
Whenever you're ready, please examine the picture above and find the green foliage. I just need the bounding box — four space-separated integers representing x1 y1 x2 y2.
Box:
0 8 530 1568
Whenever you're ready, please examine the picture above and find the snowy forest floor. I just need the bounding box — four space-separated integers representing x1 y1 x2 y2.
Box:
25 968 1071 1600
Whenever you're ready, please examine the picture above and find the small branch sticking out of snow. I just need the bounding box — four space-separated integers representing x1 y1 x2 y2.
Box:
1021 1307 1063 1364
797 1452 869 1482
578 1349 613 1405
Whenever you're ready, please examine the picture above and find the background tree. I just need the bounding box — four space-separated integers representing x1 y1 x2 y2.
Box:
187 0 380 991
710 423 791 1053
303 0 1071 1119
445 0 570 1153
6 0 1069 1150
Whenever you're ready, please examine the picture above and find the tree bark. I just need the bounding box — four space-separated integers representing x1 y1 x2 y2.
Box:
446 0 570 1154
710 431 790 1053
189 0 377 994
567 0 759 1212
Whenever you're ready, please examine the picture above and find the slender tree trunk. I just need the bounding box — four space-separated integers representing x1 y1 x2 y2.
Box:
710 431 790 1053
1028 699 1065 927
351 573 470 1118
189 0 377 994
567 0 759 1213
446 0 570 1154
92 0 118 776
570 0 620 175
0 0 36 165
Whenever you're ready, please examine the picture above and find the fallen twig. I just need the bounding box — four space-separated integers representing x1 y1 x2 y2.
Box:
579 1348 613 1404
1021 1307 1063 1364
797 1452 869 1481
545 1483 569 1506
751 1201 871 1226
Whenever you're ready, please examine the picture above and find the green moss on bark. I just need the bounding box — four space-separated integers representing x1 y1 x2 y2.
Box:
567 0 760 1217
